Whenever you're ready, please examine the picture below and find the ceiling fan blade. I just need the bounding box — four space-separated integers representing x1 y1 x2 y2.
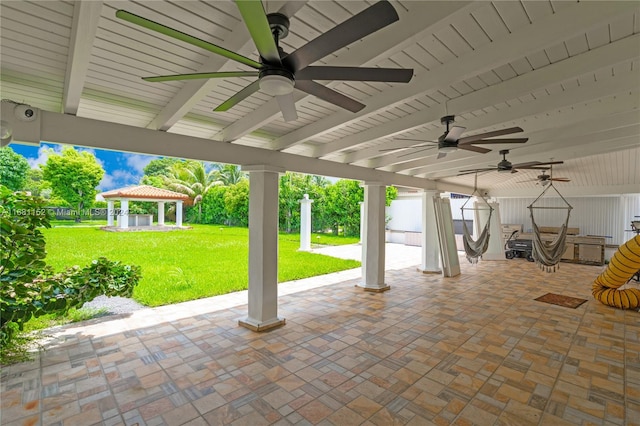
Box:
444 126 465 142
458 144 492 154
551 178 571 182
234 0 281 64
213 80 260 111
295 80 365 112
458 126 524 144
513 160 564 169
396 138 438 143
296 66 413 83
115 10 261 69
283 1 399 71
276 93 298 122
458 168 495 175
143 71 260 82
459 138 528 146
397 146 436 158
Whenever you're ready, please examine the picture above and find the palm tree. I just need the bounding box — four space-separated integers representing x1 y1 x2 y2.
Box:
214 164 247 186
165 162 221 223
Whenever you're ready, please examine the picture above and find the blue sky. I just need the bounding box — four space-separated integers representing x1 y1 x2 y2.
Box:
11 142 158 192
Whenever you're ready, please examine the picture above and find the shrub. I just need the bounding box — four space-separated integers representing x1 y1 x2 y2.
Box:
0 186 140 346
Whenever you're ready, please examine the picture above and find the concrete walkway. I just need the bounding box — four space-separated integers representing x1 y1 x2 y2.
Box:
50 243 424 341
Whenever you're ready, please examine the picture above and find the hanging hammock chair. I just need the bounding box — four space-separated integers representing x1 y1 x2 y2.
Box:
461 176 494 264
527 182 572 272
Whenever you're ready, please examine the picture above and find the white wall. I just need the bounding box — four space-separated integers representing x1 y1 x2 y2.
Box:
497 194 640 246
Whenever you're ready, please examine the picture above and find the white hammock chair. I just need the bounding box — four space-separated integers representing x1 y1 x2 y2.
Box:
527 182 573 272
461 178 494 264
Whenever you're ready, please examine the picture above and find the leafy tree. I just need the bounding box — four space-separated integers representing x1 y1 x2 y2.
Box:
41 147 104 220
0 186 140 347
201 185 229 225
322 180 364 236
164 161 220 223
224 180 249 226
0 147 29 191
23 167 47 197
279 172 329 233
143 157 181 177
140 158 180 188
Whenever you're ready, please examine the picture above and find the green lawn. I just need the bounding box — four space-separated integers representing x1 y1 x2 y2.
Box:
42 225 360 307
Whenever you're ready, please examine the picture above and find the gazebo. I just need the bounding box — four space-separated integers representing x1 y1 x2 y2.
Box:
100 185 190 229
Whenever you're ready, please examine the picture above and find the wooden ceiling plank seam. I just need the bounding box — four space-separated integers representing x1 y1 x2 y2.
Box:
544 42 570 64
451 14 491 51
493 1 531 34
1 32 68 56
93 29 207 69
586 24 611 50
0 15 70 47
2 3 72 36
520 1 554 22
470 3 510 42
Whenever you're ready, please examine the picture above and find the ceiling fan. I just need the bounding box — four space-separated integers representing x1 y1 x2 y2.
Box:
116 1 413 122
459 150 564 175
517 165 570 186
381 115 528 159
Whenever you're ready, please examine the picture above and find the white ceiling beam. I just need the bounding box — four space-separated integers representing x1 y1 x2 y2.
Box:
286 1 637 156
339 33 640 164
63 1 103 115
221 1 475 143
375 75 639 171
3 103 454 190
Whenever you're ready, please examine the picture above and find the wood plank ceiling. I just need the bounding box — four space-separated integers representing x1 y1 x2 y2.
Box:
1 0 638 196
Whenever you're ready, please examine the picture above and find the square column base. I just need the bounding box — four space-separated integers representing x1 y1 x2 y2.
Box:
417 268 442 274
238 317 286 332
356 284 391 293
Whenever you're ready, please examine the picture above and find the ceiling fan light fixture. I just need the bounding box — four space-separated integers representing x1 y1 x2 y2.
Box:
260 74 294 96
497 168 512 173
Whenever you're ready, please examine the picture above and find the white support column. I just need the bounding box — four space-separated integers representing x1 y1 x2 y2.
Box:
157 201 165 226
107 200 114 227
299 194 313 251
358 182 389 292
359 202 364 245
176 200 183 227
239 165 286 331
120 199 129 229
419 190 442 274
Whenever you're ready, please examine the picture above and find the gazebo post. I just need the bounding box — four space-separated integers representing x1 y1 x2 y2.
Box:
157 201 165 226
107 200 114 227
176 200 183 227
120 199 129 229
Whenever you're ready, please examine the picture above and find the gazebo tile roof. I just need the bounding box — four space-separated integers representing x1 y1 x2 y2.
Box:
100 185 190 200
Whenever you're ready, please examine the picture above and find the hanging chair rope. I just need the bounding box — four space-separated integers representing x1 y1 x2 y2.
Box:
461 175 494 264
527 182 573 272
